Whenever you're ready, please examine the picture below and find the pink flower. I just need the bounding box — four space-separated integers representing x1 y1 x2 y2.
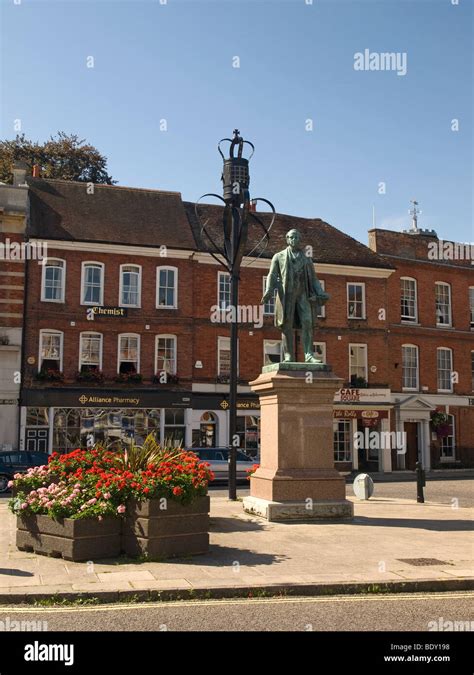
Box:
87 498 97 506
117 505 126 514
20 503 28 510
103 492 111 500
7 481 13 488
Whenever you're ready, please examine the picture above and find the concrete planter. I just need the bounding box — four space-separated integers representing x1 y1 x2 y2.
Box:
16 514 121 561
122 495 210 558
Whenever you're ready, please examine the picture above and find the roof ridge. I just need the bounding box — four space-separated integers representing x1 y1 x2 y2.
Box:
30 178 182 197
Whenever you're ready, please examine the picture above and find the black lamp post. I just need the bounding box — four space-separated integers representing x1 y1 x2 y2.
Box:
196 130 275 500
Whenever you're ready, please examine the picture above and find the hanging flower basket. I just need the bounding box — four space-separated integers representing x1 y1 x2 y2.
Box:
430 412 452 439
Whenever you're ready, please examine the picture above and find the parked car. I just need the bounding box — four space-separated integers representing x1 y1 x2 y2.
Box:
188 447 255 482
0 451 49 493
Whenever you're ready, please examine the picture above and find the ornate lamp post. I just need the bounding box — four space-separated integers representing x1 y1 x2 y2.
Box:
196 130 275 499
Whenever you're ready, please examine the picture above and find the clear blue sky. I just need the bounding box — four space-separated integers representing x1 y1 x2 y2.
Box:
1 0 472 245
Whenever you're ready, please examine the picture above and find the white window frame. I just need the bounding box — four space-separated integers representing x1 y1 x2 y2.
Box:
349 343 368 381
117 333 140 374
313 341 326 364
437 347 453 393
38 329 64 372
440 414 456 460
400 277 418 323
81 261 104 306
156 266 178 309
435 282 452 327
41 258 66 303
262 276 277 316
347 282 366 319
217 271 231 311
333 419 352 463
263 339 282 366
119 264 142 308
469 287 474 329
155 334 177 375
402 344 419 391
79 332 103 371
217 336 238 376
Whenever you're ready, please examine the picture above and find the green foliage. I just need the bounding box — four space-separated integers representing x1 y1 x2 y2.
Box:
115 434 183 472
0 132 115 184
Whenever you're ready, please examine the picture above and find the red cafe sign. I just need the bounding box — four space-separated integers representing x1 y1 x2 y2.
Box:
334 409 388 419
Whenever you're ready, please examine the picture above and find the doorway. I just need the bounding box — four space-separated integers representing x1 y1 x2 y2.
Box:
404 422 419 470
25 428 49 453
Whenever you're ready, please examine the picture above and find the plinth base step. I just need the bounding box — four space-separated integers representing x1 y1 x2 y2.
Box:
243 496 354 522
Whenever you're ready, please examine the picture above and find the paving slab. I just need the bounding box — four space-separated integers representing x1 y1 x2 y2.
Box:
0 496 471 601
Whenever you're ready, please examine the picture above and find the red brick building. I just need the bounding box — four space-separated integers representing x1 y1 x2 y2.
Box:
8 175 473 473
369 227 474 471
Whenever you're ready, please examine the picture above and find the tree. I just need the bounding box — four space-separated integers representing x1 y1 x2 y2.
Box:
0 132 116 184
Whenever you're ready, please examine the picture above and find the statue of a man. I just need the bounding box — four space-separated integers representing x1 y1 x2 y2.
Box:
261 228 329 363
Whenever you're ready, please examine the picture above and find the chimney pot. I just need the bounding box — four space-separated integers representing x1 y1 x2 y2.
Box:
32 164 40 178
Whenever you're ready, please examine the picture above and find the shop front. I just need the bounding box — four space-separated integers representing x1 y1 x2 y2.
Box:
333 388 393 473
190 394 261 459
20 389 193 454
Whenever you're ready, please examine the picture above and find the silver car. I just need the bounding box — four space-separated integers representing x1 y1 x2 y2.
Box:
190 447 255 482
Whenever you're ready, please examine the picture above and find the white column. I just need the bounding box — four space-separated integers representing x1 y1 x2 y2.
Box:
160 408 165 445
184 408 193 448
19 406 26 451
381 417 392 473
351 418 358 470
397 420 406 469
422 419 431 470
48 408 54 454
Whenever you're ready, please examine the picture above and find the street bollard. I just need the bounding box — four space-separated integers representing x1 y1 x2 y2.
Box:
416 461 425 503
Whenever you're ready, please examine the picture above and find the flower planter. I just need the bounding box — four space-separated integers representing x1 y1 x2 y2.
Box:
16 515 121 562
121 495 210 559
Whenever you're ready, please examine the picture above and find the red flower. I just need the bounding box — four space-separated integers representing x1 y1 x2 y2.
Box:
172 486 183 496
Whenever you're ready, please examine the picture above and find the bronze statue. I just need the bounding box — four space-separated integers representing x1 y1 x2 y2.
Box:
261 229 329 363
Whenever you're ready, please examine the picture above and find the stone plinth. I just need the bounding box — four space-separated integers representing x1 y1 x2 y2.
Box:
243 363 353 521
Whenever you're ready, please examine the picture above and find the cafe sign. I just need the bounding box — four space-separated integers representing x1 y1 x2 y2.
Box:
335 388 391 403
334 409 388 419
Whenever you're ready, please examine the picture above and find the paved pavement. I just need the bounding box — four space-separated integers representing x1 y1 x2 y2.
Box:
210 478 474 508
0 492 472 602
0 592 471 631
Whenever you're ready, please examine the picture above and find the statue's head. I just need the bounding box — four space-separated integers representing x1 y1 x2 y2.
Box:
286 229 302 249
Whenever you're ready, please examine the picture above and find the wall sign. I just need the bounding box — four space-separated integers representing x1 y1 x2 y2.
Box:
86 306 128 320
335 388 391 403
21 389 189 409
334 409 388 419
